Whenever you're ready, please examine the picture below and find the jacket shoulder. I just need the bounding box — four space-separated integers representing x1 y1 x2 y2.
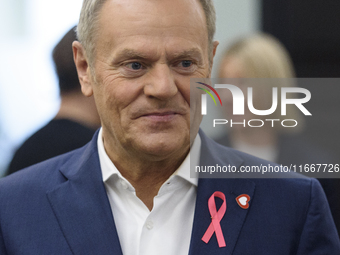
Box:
0 147 83 195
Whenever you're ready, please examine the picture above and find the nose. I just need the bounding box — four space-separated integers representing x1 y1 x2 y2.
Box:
143 64 178 100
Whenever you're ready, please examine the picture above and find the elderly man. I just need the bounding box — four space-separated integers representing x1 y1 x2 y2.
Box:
0 0 339 254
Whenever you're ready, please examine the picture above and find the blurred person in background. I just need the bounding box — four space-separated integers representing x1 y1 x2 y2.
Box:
216 33 340 234
6 26 100 176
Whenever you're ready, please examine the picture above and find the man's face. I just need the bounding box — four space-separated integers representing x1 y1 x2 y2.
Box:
77 0 217 162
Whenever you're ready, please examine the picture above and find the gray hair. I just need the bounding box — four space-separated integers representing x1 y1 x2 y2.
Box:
76 0 216 66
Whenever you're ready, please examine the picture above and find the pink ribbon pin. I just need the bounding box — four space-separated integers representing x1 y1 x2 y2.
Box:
202 191 227 248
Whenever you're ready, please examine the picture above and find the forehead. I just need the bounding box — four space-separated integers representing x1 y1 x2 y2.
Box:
95 0 208 57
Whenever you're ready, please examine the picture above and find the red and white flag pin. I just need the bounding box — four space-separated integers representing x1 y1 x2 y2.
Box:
236 194 251 209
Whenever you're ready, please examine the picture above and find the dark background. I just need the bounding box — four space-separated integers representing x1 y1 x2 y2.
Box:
262 0 340 233
262 0 340 157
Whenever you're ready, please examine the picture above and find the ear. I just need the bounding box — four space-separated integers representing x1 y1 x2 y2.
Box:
208 40 219 77
212 40 219 58
72 41 93 97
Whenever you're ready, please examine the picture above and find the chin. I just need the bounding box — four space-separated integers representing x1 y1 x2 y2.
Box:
133 132 189 159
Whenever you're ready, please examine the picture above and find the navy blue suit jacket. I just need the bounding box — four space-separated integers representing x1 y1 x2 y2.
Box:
0 130 339 254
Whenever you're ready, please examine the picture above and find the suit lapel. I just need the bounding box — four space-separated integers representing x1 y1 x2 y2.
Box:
46 129 255 255
47 132 123 255
189 131 256 255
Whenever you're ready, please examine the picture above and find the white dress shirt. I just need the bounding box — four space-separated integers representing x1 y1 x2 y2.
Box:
97 129 200 255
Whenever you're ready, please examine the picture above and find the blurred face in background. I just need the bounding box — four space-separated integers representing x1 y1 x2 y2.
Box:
218 55 251 122
218 55 277 125
219 55 245 79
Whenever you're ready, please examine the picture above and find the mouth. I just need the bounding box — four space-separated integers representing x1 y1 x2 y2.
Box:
139 111 181 122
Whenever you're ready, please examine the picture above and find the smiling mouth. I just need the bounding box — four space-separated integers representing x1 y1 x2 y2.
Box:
140 112 180 121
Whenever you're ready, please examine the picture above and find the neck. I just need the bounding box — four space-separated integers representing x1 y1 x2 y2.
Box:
55 91 101 129
103 137 189 211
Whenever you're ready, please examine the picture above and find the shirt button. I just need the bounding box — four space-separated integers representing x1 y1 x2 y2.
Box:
120 180 128 190
146 221 153 230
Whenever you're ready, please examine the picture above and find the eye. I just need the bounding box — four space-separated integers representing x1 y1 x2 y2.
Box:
181 60 193 68
126 62 143 70
175 60 197 74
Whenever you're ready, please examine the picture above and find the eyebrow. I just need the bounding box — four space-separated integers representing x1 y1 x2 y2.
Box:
113 48 203 64
114 49 150 62
171 48 203 61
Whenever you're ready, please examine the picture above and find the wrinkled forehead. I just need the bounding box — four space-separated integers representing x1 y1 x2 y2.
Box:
95 0 209 49
99 0 206 23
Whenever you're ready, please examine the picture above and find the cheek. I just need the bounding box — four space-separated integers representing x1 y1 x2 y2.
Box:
94 87 134 133
92 86 115 123
99 87 133 121
175 76 191 106
90 78 122 122
96 71 142 111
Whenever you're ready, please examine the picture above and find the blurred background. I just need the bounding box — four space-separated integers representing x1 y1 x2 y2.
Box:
0 0 83 176
0 0 340 177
